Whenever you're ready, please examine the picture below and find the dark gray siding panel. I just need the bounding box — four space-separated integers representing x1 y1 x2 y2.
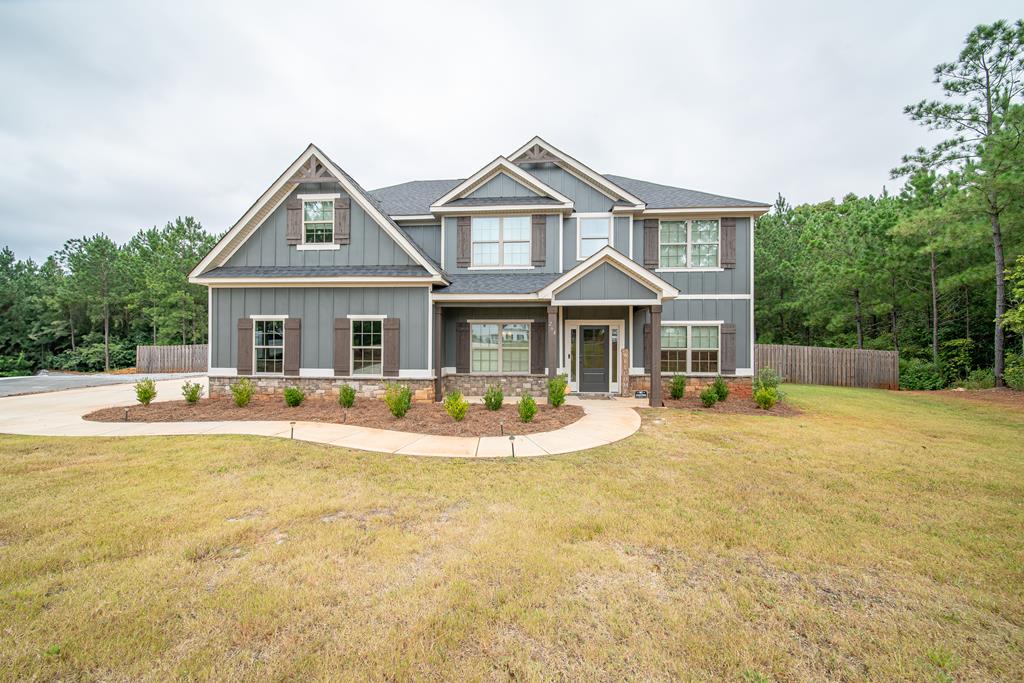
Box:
442 215 559 274
441 306 547 368
403 224 441 263
211 287 429 370
225 186 416 268
630 299 752 370
466 173 540 198
629 217 752 294
554 263 657 301
525 165 615 213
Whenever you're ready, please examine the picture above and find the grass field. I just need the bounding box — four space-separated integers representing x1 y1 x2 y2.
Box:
1 385 1022 681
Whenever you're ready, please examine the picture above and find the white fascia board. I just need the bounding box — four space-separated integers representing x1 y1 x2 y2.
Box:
537 246 679 300
431 293 545 302
431 204 572 215
508 136 646 206
552 299 660 306
675 293 752 300
431 156 573 208
191 276 443 287
641 206 770 217
391 215 438 222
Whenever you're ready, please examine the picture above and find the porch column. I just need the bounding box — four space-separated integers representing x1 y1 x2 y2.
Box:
546 305 558 378
650 305 662 407
433 304 443 401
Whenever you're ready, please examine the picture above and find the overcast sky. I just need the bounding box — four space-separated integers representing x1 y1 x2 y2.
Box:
0 0 1018 260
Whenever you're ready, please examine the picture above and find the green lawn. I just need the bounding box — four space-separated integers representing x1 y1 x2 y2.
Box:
1 385 1022 681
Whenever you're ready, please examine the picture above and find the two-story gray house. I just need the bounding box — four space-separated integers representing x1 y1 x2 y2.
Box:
189 138 768 406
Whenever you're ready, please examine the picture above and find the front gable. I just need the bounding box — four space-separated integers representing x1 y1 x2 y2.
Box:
540 246 678 303
430 156 573 213
466 172 541 199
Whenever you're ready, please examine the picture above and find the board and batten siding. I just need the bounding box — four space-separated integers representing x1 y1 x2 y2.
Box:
553 263 657 301
630 216 751 294
402 224 441 263
633 299 752 370
520 165 616 212
466 173 540 199
211 287 429 370
225 185 416 268
442 214 559 274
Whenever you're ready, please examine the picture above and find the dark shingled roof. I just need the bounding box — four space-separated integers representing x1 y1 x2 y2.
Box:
603 174 768 209
200 265 432 278
369 179 461 216
443 196 563 207
434 272 562 295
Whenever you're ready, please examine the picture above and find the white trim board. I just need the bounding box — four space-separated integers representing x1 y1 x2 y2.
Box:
431 156 573 209
538 245 678 301
675 294 752 300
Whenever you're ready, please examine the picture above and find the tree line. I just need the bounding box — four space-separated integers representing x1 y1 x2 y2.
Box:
0 217 218 374
755 20 1024 389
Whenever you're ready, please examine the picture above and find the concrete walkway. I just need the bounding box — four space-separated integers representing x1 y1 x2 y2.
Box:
0 377 643 458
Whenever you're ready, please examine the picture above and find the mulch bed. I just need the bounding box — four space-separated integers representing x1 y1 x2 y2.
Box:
83 397 585 437
661 394 802 416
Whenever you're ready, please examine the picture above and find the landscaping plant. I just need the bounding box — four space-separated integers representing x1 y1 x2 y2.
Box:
443 390 469 421
961 368 995 390
711 376 729 401
548 374 568 408
283 386 305 407
338 384 356 408
899 358 946 390
700 386 718 408
670 374 686 400
181 380 203 404
753 367 781 393
134 378 157 406
384 383 412 418
518 393 537 423
483 384 503 410
754 386 779 410
230 378 254 407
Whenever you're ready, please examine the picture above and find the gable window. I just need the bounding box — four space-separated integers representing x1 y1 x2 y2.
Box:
471 216 531 267
659 219 720 268
303 199 334 244
351 319 383 376
578 215 612 259
253 319 284 374
471 322 530 373
660 324 719 374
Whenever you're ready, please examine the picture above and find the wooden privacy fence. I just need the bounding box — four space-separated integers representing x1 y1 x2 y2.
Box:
755 344 899 390
135 344 208 373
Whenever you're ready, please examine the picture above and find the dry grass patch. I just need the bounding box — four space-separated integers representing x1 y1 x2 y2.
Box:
1 384 1022 680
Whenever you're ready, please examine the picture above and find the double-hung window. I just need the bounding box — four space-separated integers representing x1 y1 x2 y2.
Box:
660 324 719 374
659 219 720 268
253 319 284 374
471 322 530 373
578 215 612 259
351 319 383 376
471 216 531 267
303 199 334 244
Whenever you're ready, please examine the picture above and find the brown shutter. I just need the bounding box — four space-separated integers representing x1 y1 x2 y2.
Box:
643 323 652 374
383 318 400 377
456 322 470 373
286 197 302 245
531 215 546 266
643 219 659 268
456 216 471 267
334 195 351 245
333 318 351 376
237 318 254 374
720 323 736 375
720 217 736 269
283 318 301 376
530 321 545 374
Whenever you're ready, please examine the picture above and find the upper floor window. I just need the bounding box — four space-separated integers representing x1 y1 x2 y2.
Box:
303 199 334 244
659 219 720 268
578 215 612 259
472 216 530 267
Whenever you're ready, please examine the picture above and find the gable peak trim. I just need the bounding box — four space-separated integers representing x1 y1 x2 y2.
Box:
430 156 573 210
537 245 678 300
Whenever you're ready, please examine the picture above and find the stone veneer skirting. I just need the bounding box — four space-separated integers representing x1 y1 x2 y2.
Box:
627 374 753 400
443 373 549 398
209 376 435 402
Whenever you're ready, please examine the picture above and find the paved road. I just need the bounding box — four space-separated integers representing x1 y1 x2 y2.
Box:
0 372 206 398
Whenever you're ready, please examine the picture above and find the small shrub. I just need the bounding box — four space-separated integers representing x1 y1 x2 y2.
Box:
181 380 203 404
135 378 157 405
670 374 686 400
961 367 994 390
483 384 503 411
518 393 537 423
230 378 254 407
711 375 729 401
899 358 945 390
338 384 356 408
443 390 469 421
699 387 718 407
1005 353 1024 391
283 386 305 407
754 386 778 410
384 383 412 418
752 367 781 393
940 337 975 385
548 374 568 408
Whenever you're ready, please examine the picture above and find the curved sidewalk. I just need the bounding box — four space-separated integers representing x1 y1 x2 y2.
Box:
0 377 643 458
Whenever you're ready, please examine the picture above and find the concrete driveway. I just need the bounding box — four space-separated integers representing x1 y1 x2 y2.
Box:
0 372 205 398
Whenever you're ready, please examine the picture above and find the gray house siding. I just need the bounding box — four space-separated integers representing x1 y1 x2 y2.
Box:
467 173 540 198
403 224 441 263
613 216 631 255
553 263 657 302
442 214 560 274
441 306 547 368
226 186 416 268
211 286 430 370
632 299 752 370
522 165 615 212
562 217 577 265
629 217 751 295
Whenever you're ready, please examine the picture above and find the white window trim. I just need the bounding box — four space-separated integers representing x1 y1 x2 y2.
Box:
252 316 285 376
659 321 722 376
471 216 533 268
299 193 340 246
350 317 385 379
469 320 533 375
657 218 721 270
575 213 613 261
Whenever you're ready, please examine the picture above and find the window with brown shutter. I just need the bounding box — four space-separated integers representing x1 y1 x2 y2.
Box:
643 219 659 268
720 217 736 269
334 195 351 245
237 318 253 374
530 321 545 373
383 318 400 377
455 322 470 373
283 318 301 376
531 215 546 266
720 322 737 374
456 217 471 267
333 318 350 376
286 197 302 245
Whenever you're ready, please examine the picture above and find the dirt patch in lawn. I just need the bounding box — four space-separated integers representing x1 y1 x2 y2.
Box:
83 396 585 437
661 394 802 416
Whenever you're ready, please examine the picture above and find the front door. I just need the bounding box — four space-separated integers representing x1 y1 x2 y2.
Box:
579 325 609 392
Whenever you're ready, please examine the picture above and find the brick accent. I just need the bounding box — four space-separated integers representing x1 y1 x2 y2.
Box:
443 373 549 398
209 376 435 402
626 375 753 401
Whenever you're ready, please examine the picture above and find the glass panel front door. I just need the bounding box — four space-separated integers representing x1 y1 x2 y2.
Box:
579 326 609 392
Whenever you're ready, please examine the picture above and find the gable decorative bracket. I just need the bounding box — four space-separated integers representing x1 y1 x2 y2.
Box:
291 157 337 184
514 143 558 164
